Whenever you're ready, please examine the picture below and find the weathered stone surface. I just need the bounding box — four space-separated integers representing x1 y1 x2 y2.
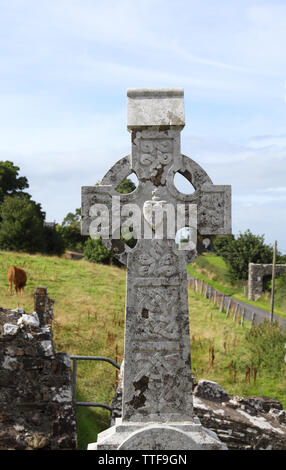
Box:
248 263 286 301
123 239 194 423
117 424 226 450
34 286 54 326
89 418 227 451
193 394 286 450
194 379 230 402
127 88 185 130
269 408 286 425
0 289 77 450
242 396 283 413
111 376 286 450
83 88 231 450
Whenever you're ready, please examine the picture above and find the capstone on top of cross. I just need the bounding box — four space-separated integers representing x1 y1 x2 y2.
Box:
127 88 185 131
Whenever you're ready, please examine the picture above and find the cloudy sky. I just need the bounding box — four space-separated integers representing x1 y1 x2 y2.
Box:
0 0 285 252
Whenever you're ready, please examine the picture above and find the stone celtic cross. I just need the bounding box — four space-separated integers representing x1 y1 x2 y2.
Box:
82 88 231 450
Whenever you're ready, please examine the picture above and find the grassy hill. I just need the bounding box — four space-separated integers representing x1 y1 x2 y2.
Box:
1 250 285 449
187 253 286 318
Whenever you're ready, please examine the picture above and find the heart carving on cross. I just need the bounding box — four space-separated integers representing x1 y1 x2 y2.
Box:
142 199 167 232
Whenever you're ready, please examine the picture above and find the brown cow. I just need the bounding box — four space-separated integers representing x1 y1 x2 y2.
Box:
8 266 27 295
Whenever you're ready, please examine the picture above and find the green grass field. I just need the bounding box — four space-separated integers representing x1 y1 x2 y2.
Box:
1 250 285 449
0 250 125 449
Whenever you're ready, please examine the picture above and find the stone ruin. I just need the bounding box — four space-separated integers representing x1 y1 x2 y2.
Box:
0 287 77 450
111 365 286 450
248 263 286 301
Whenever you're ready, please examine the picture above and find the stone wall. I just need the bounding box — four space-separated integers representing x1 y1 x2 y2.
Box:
111 363 286 450
0 287 77 450
193 380 286 450
248 263 286 301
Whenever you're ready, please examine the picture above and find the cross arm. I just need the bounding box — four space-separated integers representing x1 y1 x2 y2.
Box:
196 184 232 236
81 183 136 266
81 185 113 236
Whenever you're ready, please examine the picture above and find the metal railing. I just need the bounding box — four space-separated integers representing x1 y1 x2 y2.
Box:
70 355 121 412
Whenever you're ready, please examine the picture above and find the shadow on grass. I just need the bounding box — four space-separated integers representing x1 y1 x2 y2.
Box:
76 391 111 450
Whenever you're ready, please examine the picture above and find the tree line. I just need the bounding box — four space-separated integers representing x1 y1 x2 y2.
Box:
0 161 135 263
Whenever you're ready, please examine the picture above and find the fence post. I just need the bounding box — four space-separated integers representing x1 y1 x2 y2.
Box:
72 357 77 401
200 280 204 295
204 284 208 299
241 308 245 327
251 312 256 327
233 303 239 322
213 290 217 307
220 294 225 313
226 298 231 318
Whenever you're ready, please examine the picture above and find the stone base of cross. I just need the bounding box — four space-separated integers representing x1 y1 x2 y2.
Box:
82 89 230 450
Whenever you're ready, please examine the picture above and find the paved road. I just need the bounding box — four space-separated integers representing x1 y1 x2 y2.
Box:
187 274 286 329
223 295 286 329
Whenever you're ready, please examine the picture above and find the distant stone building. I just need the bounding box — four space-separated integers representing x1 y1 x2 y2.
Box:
248 263 286 300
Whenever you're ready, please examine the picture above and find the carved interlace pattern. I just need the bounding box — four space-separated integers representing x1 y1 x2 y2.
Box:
198 193 225 231
136 241 178 278
126 239 191 417
133 136 174 184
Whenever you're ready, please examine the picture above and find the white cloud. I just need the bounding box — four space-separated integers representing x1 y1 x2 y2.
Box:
247 135 286 149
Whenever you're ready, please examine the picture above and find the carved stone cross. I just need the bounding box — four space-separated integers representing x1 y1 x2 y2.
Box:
82 88 231 450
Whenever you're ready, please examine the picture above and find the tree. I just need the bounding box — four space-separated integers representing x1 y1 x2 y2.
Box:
0 196 46 253
12 191 46 221
57 208 86 252
0 161 59 254
43 224 65 256
0 161 46 223
0 161 29 204
84 238 112 264
62 208 81 227
57 223 86 252
214 230 275 282
116 178 136 194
